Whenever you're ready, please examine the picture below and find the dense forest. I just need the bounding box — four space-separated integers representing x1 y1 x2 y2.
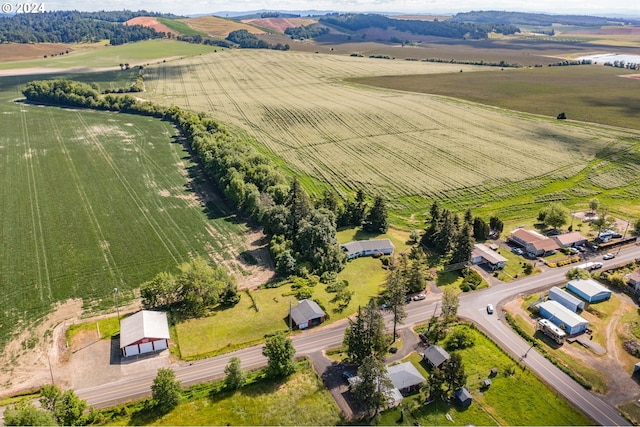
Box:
284 24 329 40
319 14 519 39
0 10 176 44
226 30 290 50
449 10 640 27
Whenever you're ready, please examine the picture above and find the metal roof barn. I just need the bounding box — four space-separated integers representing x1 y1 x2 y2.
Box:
536 300 589 335
567 279 611 303
549 286 585 312
119 310 170 357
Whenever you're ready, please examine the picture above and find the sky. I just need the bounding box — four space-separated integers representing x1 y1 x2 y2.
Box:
40 0 640 18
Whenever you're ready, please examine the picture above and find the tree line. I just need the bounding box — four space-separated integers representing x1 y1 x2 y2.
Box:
21 79 355 277
449 10 640 27
226 29 290 50
0 10 171 44
284 24 329 40
319 13 519 40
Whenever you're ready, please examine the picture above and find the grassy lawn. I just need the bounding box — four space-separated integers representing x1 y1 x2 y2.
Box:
103 360 342 426
175 260 389 359
380 324 591 425
0 39 218 70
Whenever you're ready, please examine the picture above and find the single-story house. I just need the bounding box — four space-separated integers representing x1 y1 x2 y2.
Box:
548 286 585 312
423 344 450 369
119 310 170 357
567 279 611 303
340 239 395 260
348 376 403 408
387 362 425 394
552 231 587 248
625 269 640 292
454 387 472 408
536 300 589 335
471 244 507 270
289 299 325 329
509 229 559 257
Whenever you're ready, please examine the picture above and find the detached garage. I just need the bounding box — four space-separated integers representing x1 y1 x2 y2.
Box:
120 310 170 357
567 279 611 303
549 286 585 312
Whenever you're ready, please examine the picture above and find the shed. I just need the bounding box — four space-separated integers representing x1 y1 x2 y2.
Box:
340 239 395 259
119 310 170 357
387 362 425 394
454 387 472 408
552 231 587 248
567 279 611 303
536 300 589 335
289 299 325 329
625 269 640 292
548 286 585 312
423 344 450 369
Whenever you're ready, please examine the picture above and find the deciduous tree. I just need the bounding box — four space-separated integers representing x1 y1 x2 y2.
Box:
224 356 246 390
151 368 182 413
540 203 568 230
3 402 58 426
441 288 459 324
263 331 296 378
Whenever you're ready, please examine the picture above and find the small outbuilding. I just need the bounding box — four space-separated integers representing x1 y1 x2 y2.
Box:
471 244 507 270
340 239 395 259
454 387 472 408
567 279 611 303
387 362 425 394
552 231 587 248
423 344 450 369
289 299 326 329
119 310 170 357
548 286 585 312
536 300 589 335
625 269 640 292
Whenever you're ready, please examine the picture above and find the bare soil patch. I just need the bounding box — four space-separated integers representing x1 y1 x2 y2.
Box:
0 43 73 63
125 16 174 35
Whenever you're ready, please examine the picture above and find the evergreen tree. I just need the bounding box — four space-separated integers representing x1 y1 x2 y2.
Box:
464 208 473 225
364 196 388 233
286 178 311 234
224 356 246 390
407 255 427 294
151 368 181 414
343 300 388 363
352 355 393 418
263 331 296 378
473 217 490 240
421 366 446 402
441 288 459 324
451 223 475 264
434 209 456 254
349 189 368 226
384 269 407 342
443 352 467 395
489 216 504 234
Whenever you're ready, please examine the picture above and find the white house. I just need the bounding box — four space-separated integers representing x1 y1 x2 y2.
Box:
471 244 507 270
340 239 395 259
120 310 170 357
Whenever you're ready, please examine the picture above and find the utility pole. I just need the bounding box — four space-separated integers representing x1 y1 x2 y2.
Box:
47 355 54 385
114 287 120 320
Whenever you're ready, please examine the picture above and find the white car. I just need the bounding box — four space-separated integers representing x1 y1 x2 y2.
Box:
603 253 615 260
413 293 427 301
486 304 494 314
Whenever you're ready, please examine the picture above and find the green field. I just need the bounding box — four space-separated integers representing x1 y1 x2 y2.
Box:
0 39 218 70
0 70 249 348
139 49 640 227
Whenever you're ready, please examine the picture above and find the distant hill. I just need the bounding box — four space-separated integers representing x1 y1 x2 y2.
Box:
0 10 174 44
243 17 317 33
125 16 175 34
449 11 640 26
181 16 264 37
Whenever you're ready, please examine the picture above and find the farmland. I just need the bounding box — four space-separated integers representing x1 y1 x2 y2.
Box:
141 49 640 226
0 69 252 351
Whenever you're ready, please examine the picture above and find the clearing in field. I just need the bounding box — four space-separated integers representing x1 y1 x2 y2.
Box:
140 49 640 225
180 16 264 37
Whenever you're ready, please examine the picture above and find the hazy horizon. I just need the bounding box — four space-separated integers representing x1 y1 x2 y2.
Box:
34 1 640 18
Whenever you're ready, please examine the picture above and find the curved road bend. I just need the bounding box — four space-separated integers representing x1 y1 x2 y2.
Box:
78 247 640 425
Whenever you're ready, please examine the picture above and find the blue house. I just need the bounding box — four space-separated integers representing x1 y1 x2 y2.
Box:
566 279 611 303
537 300 589 335
548 286 585 312
340 239 395 259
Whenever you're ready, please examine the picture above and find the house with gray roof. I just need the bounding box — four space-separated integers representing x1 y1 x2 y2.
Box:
340 239 395 259
422 344 450 369
289 299 325 329
387 362 425 394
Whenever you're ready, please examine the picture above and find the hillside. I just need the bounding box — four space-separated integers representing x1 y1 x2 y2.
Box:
181 16 264 37
450 10 640 26
124 16 175 34
243 17 317 33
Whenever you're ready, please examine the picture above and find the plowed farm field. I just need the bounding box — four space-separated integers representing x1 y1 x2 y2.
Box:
141 49 640 222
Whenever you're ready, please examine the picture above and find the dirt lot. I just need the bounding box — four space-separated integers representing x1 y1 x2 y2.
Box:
504 294 640 407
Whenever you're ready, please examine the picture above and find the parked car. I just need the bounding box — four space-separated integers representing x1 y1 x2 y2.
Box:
413 293 427 301
603 253 615 260
591 262 603 269
568 247 579 254
512 247 524 255
486 304 494 314
575 245 586 253
342 371 354 381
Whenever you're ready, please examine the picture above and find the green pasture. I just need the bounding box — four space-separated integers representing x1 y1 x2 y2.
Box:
0 72 247 349
175 258 388 358
384 324 592 426
0 39 217 70
157 18 208 37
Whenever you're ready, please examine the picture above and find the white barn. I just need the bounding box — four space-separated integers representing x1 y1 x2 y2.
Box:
120 310 170 357
548 286 585 312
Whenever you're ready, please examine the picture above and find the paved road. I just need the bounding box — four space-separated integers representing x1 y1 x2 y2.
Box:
77 246 640 425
